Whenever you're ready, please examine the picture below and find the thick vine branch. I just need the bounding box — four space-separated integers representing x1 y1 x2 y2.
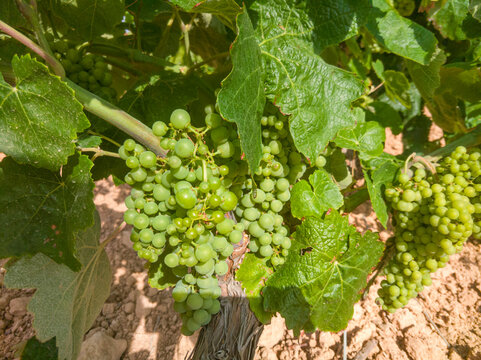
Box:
68 80 166 156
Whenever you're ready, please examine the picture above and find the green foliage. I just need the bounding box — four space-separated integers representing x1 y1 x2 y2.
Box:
0 154 95 270
236 253 274 324
0 55 89 170
291 170 343 219
367 0 437 64
251 0 365 160
218 8 265 171
263 212 384 333
5 213 111 360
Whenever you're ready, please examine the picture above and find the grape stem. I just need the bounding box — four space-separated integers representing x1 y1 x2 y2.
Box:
79 147 121 161
0 19 64 77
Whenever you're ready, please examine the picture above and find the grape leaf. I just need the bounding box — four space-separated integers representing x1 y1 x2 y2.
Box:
383 70 411 108
4 212 111 360
45 0 124 39
366 0 437 64
0 154 95 270
307 0 372 51
170 0 241 30
362 157 400 227
365 101 403 135
407 49 446 100
426 65 481 133
218 8 265 172
252 0 364 160
0 55 90 171
236 253 274 324
334 121 385 158
21 337 58 360
263 211 384 333
430 0 481 40
291 169 343 219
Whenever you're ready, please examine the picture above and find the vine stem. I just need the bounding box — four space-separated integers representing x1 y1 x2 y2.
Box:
79 147 121 161
0 19 64 77
68 80 167 156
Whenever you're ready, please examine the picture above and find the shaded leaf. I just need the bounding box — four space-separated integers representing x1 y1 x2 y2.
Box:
0 0 29 27
263 212 384 333
307 0 372 51
0 154 95 270
45 0 124 39
77 135 102 148
383 70 411 108
5 213 111 360
0 55 89 170
325 148 352 190
291 170 343 219
366 0 437 64
119 74 199 127
21 337 58 360
335 121 385 157
218 8 264 172
148 250 185 289
365 101 403 135
170 0 241 30
427 65 481 132
252 0 364 160
236 253 274 324
407 49 446 100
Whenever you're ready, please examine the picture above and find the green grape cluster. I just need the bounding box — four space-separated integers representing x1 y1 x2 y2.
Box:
234 112 302 267
378 146 481 313
49 39 116 100
119 108 247 335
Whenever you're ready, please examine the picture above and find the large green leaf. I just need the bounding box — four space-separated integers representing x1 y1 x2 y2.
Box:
334 121 385 158
252 0 364 160
43 0 124 39
5 213 111 360
236 253 274 324
0 55 89 171
307 0 371 51
263 212 384 333
218 8 265 172
366 0 437 64
170 0 241 30
0 154 95 270
290 169 343 219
